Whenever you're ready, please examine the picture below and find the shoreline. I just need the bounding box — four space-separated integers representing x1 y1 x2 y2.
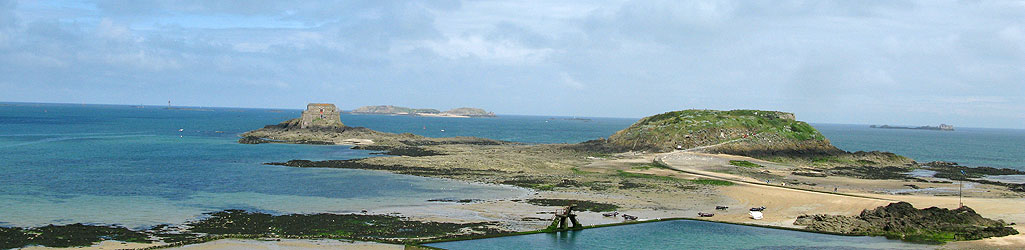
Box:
9 144 1025 250
9 112 1024 249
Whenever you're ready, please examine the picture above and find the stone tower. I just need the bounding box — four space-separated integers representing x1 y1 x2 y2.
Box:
300 103 343 128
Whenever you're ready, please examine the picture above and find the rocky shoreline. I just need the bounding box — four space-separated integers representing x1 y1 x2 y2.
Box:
796 202 1018 243
16 108 1019 249
0 210 506 249
237 108 1025 246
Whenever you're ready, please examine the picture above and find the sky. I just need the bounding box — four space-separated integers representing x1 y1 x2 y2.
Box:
0 0 1023 129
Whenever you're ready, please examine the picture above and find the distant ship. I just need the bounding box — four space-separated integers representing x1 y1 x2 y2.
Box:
870 124 954 131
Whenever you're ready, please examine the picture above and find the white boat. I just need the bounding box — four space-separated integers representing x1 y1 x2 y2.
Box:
749 211 763 220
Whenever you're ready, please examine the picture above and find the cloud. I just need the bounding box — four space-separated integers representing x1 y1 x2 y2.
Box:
398 36 556 64
561 72 584 89
1 0 1024 128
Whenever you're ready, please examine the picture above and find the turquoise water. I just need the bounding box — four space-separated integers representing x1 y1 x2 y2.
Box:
426 220 933 250
4 103 609 228
814 124 1025 170
2 103 1017 248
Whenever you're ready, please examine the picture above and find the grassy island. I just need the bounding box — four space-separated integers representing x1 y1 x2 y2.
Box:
9 108 1022 249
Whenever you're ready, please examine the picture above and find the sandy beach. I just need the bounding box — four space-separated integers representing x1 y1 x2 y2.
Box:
18 147 1022 250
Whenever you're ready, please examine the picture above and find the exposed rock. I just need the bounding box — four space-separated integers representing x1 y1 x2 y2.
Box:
239 118 510 147
795 202 1018 243
237 135 269 144
923 161 1025 180
351 145 445 157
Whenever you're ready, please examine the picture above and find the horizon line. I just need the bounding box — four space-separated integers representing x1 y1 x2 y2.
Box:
2 101 1022 131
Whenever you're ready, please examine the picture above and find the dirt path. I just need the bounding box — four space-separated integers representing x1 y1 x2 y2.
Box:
656 151 1025 249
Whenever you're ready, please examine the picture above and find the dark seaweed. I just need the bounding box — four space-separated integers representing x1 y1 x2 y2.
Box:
266 159 502 177
351 145 445 157
188 210 503 239
524 199 619 212
0 224 150 249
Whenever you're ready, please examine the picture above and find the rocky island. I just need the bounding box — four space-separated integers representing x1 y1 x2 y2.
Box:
10 104 1019 249
871 124 955 131
352 105 496 117
229 105 1022 247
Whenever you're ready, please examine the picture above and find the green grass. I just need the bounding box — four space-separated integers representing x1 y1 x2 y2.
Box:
615 170 678 181
688 179 734 186
728 160 762 168
533 184 555 191
615 170 733 186
612 109 828 152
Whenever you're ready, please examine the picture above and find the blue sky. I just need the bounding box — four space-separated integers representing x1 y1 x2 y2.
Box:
1 0 1023 128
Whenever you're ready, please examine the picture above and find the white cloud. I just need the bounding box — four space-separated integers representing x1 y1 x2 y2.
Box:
1 0 1024 128
399 36 556 64
561 72 584 89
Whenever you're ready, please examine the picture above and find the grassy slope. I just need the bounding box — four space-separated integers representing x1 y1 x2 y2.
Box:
609 109 826 151
608 109 912 167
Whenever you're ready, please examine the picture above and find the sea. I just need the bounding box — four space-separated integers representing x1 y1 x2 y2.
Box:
2 102 1023 249
813 123 1025 170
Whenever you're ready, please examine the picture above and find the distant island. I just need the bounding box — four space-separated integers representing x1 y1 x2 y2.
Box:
351 105 496 118
870 124 954 131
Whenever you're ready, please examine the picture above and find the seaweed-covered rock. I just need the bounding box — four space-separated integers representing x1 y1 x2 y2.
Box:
0 224 151 249
237 135 269 144
795 202 1018 243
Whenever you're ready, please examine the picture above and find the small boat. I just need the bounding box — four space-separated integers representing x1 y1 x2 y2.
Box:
749 211 763 220
698 212 714 217
621 214 638 220
750 206 766 211
178 128 184 132
715 206 729 210
602 211 619 217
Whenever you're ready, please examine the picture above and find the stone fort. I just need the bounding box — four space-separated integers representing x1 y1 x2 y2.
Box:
300 103 343 128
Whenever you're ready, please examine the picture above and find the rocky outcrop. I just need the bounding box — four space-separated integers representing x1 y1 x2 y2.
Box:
795 202 1018 243
605 109 914 166
239 118 510 148
608 109 829 153
238 135 270 144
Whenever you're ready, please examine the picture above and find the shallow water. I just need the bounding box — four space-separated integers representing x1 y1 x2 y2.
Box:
1 103 578 228
426 220 934 250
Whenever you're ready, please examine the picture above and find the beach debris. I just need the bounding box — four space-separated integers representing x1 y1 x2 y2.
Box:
602 211 619 217
750 206 766 211
698 212 715 217
715 206 729 210
750 211 763 220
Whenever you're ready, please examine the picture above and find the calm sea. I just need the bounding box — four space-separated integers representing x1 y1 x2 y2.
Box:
2 103 1017 249
814 124 1025 170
